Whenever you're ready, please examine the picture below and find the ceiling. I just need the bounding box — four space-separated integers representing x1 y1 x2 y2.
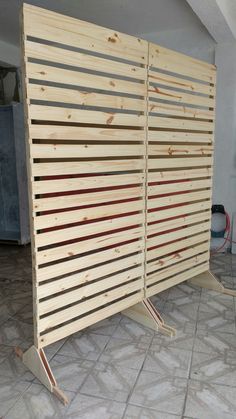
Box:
1 0 206 46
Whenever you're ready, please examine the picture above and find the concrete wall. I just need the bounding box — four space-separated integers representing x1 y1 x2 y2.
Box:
212 42 236 248
0 39 20 67
0 40 20 105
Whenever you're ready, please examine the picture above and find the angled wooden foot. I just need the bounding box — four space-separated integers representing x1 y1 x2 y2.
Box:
122 298 176 337
189 270 236 297
15 345 68 405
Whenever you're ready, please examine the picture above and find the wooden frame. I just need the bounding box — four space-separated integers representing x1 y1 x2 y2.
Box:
18 3 236 404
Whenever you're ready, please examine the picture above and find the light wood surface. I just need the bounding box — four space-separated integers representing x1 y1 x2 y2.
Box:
146 39 215 297
22 3 216 351
23 3 146 349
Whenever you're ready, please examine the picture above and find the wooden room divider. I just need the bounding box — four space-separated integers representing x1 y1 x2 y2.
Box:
16 3 236 404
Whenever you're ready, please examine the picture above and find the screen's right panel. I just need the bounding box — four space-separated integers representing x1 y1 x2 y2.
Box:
146 43 216 297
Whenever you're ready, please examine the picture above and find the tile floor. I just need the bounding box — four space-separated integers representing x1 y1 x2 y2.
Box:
0 245 236 418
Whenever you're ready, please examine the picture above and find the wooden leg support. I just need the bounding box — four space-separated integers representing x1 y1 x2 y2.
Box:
15 345 68 405
189 270 236 297
122 298 176 337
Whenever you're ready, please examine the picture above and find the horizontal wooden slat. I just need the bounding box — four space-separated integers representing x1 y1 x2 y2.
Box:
147 220 210 248
38 292 143 347
28 84 145 112
148 144 213 156
148 190 211 210
31 143 145 159
148 157 212 170
147 231 210 262
148 167 213 183
33 186 144 212
32 161 145 177
149 101 214 120
39 266 142 312
146 262 209 297
147 201 211 223
147 211 211 236
147 242 209 274
149 86 214 108
23 4 148 64
148 70 214 95
148 168 212 182
32 173 144 194
30 125 145 142
35 199 144 230
25 40 146 81
147 252 209 286
23 4 216 351
149 116 214 131
37 227 144 265
29 105 145 126
38 241 143 290
148 179 212 195
148 131 213 144
38 279 143 332
38 249 143 284
26 62 146 97
35 213 144 247
149 43 216 83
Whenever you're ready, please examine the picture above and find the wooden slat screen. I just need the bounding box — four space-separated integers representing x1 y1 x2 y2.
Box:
22 4 148 348
22 4 216 349
146 44 216 297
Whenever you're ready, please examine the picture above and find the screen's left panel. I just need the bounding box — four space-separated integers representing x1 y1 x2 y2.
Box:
22 4 148 348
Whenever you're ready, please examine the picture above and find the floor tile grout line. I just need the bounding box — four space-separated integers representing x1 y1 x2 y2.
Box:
180 289 200 418
120 327 155 419
2 380 32 418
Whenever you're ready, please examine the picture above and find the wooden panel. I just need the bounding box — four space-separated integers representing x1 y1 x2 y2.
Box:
22 4 147 349
37 226 144 265
25 40 146 80
23 4 147 63
146 262 209 297
146 42 216 297
22 4 216 349
148 70 214 95
29 104 145 126
149 43 216 83
149 86 214 108
149 101 214 120
148 131 213 144
32 162 145 177
39 292 143 347
148 144 213 156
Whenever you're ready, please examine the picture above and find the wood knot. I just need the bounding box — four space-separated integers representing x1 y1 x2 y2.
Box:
40 71 46 75
106 114 114 125
110 81 115 87
108 36 116 43
174 253 181 259
67 114 71 119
